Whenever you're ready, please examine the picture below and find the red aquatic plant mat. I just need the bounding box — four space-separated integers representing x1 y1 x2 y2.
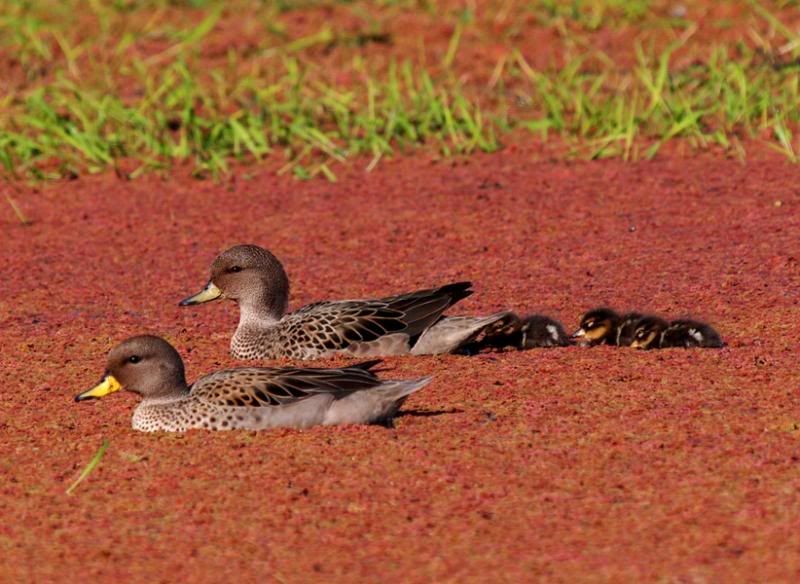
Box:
1 149 799 581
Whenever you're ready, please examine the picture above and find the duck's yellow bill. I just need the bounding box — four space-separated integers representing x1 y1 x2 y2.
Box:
75 375 122 402
179 281 222 306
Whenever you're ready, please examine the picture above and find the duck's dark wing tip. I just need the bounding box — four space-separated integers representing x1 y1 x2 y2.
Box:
349 359 384 372
439 281 474 305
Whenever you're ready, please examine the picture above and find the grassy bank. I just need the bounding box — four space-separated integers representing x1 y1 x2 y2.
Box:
1 0 799 180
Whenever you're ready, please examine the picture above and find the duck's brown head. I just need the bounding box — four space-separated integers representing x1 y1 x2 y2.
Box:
75 335 187 402
180 244 290 320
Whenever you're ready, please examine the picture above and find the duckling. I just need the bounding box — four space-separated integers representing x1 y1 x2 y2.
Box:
615 312 644 346
628 316 669 350
573 308 646 347
660 319 724 348
571 308 620 346
458 313 570 353
518 314 571 348
455 312 521 354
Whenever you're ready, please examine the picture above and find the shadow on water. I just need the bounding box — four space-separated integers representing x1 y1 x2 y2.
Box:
378 408 463 429
397 408 463 418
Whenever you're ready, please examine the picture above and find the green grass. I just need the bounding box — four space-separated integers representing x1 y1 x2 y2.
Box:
65 440 109 495
1 59 497 180
534 0 654 29
0 0 798 181
512 43 800 161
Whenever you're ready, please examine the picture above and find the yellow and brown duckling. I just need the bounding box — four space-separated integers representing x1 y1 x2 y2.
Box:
628 315 670 350
75 335 431 432
615 312 644 346
571 308 641 347
574 308 724 349
627 316 724 349
571 308 618 346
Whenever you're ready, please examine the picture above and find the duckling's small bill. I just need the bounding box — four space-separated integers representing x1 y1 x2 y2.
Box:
76 375 122 402
180 281 222 306
630 338 652 350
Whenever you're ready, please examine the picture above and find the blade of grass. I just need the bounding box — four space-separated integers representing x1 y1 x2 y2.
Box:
66 440 109 496
441 21 463 69
4 191 31 225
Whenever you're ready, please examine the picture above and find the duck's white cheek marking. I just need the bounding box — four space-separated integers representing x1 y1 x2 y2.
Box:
546 325 558 341
689 329 704 342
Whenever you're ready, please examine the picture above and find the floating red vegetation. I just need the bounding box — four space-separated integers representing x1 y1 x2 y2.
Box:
1 148 799 581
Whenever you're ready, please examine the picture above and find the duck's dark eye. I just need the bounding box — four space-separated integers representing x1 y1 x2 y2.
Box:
636 331 646 339
128 355 141 364
228 266 242 273
585 320 595 328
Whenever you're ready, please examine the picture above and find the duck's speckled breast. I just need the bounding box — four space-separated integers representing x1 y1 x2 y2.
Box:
131 395 336 432
230 311 345 360
132 397 203 432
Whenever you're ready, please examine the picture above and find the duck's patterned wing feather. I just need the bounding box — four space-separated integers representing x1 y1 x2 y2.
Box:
288 282 473 351
191 362 383 408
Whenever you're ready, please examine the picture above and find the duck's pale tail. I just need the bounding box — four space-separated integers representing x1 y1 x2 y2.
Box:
411 311 519 355
323 376 432 426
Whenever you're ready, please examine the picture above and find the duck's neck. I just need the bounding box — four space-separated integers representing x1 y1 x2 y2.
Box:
133 361 190 402
139 390 189 406
236 272 290 331
237 293 287 332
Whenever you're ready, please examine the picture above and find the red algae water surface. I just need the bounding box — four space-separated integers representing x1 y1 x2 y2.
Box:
2 151 799 581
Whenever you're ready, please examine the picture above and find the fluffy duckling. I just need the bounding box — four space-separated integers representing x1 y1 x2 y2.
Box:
615 312 644 346
458 313 570 353
75 335 430 432
573 308 645 347
571 308 617 346
518 315 571 348
628 316 670 350
660 319 724 348
627 316 724 349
